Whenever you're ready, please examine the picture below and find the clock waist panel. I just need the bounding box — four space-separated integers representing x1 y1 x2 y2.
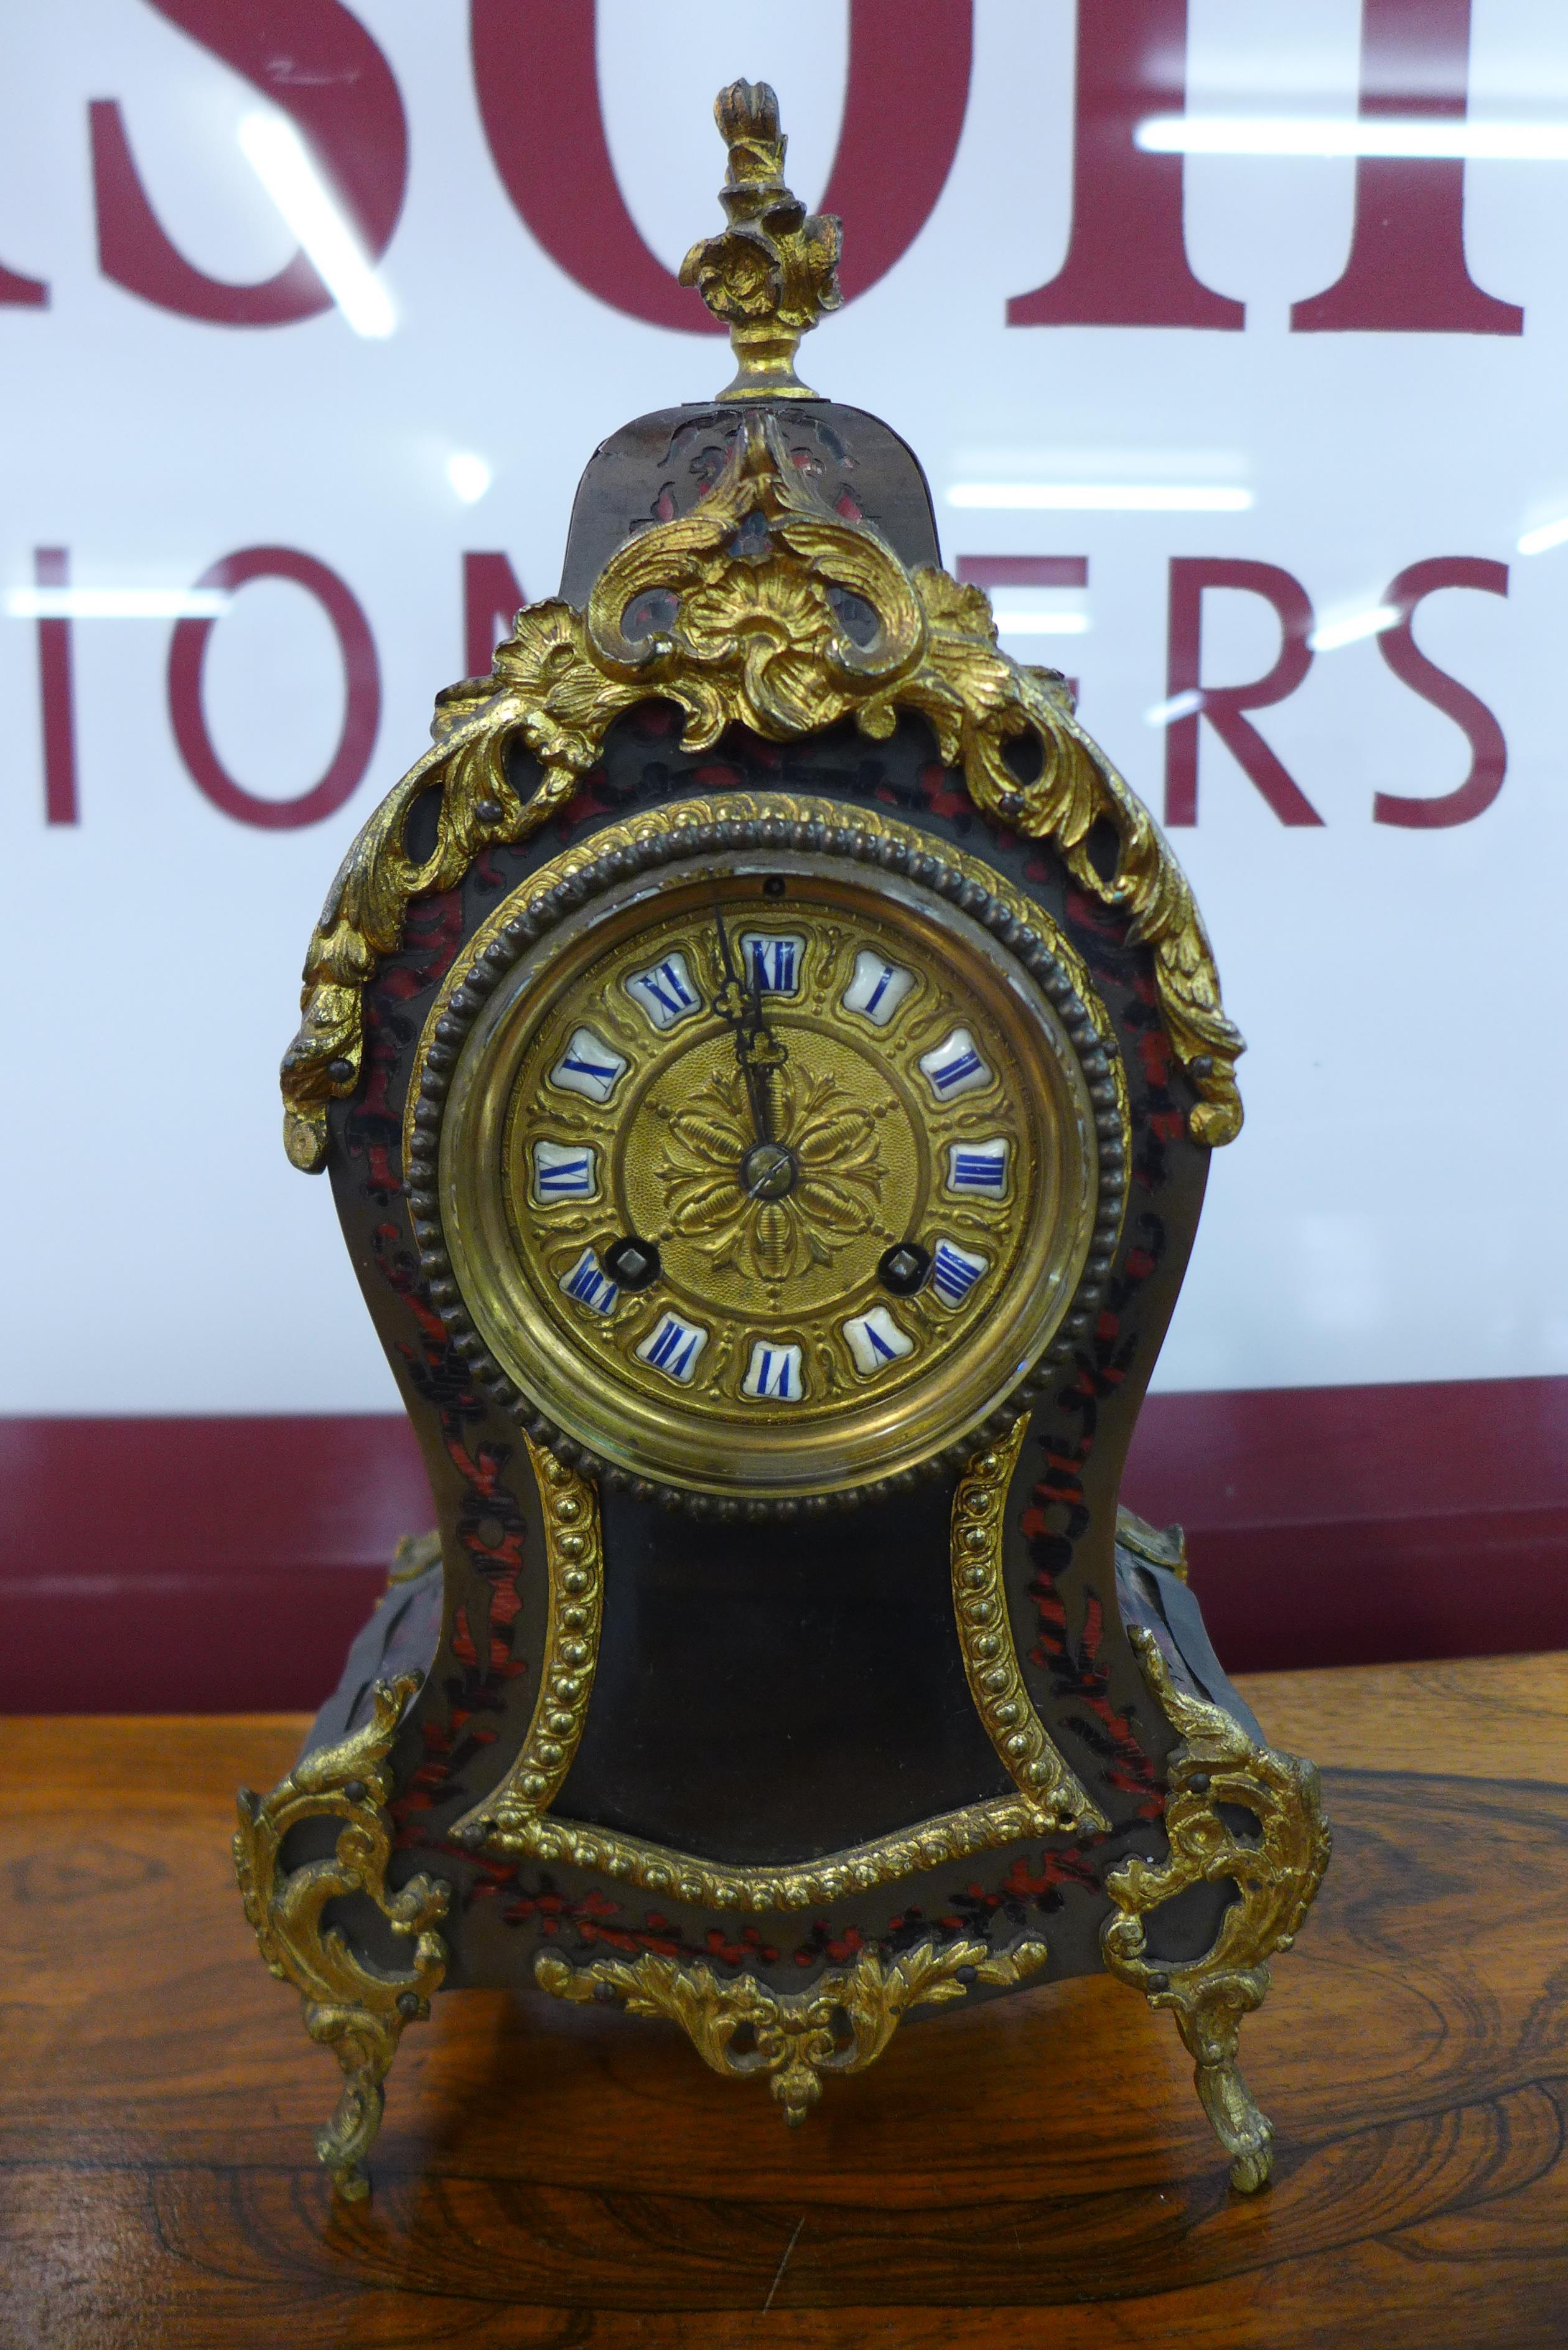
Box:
550 1485 1013 1867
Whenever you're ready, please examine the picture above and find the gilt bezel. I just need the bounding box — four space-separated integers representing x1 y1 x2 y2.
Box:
403 795 1130 1517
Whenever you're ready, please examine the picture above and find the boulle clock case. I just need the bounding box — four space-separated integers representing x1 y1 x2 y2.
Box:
235 82 1330 2202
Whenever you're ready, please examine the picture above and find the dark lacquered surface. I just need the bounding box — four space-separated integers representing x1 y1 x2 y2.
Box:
555 1482 1012 1862
558 400 943 604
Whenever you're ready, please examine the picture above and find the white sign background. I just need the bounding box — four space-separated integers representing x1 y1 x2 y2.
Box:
4 0 1563 1413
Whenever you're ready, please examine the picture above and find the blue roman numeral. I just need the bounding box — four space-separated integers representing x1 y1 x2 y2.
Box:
646 960 694 1015
750 1347 798 1397
628 957 699 1024
551 1029 627 1102
861 963 894 1017
950 1149 1006 1192
744 936 799 992
931 1240 986 1305
921 1027 991 1101
561 1250 618 1314
842 948 913 1027
536 1153 592 1196
645 1316 702 1378
930 1047 982 1093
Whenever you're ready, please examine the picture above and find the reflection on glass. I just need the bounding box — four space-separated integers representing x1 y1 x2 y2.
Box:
989 586 1090 639
447 454 493 505
1137 117 1568 161
1308 605 1400 653
4 588 229 620
1146 690 1203 729
238 111 396 340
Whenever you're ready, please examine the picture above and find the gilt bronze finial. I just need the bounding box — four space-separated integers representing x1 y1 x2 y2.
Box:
679 80 842 401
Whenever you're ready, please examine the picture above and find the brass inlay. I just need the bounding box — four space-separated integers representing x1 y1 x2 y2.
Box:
282 412 1243 1174
1102 1627 1333 2193
679 79 841 401
459 1431 1106 1880
471 1791 1084 1914
435 825 1106 1499
1114 1505 1191 1583
953 1418 1108 1831
233 1677 449 2201
535 1934 1048 2125
385 1528 441 1588
497 1439 604 1817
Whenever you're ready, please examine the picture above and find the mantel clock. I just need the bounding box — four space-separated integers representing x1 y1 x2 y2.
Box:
236 82 1329 2201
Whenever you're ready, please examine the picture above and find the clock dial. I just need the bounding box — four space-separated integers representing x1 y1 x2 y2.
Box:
429 808 1119 1502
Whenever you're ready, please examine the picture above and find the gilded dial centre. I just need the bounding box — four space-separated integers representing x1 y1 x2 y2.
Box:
625 1021 918 1304
436 817 1112 1499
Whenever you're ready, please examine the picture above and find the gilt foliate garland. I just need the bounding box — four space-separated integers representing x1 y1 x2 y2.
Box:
1101 1630 1333 2193
280 414 1244 1175
536 1935 1050 2127
233 1676 449 2201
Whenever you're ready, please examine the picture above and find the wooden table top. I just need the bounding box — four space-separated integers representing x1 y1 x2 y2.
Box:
5 1651 1568 2348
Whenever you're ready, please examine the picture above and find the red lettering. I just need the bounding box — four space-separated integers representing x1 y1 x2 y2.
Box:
814 0 973 304
471 0 971 330
1291 0 1521 335
464 551 526 680
1373 557 1508 826
34 551 78 825
470 0 702 334
91 0 406 327
0 260 47 309
1165 559 1322 826
168 548 379 827
1007 0 1242 330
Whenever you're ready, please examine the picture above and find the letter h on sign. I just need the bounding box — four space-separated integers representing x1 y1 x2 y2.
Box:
1003 0 1518 335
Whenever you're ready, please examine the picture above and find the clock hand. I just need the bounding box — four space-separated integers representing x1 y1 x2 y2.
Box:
739 939 793 1149
711 905 780 1152
744 952 775 1146
711 897 742 996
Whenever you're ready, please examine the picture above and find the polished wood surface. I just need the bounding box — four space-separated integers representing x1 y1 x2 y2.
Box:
5 1653 1568 2347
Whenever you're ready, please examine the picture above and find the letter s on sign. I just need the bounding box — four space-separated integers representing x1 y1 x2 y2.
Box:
1373 558 1509 829
91 0 407 327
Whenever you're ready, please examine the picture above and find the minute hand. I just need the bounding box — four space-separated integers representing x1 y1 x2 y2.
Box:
711 912 783 1148
744 953 787 1145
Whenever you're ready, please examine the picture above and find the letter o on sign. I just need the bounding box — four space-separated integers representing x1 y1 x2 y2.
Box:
167 547 380 828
